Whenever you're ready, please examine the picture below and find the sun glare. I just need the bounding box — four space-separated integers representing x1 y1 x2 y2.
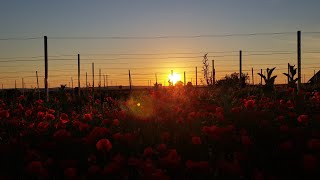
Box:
168 73 181 85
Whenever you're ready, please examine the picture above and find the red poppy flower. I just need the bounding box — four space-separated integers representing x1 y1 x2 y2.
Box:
297 114 309 123
84 113 93 122
37 122 50 132
25 109 33 117
244 99 256 110
191 136 202 145
60 113 69 124
46 113 55 121
144 147 154 157
157 143 167 153
96 139 112 152
112 119 120 126
18 95 25 101
37 111 45 120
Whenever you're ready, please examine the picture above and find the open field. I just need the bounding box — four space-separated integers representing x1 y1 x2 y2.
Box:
1 86 320 179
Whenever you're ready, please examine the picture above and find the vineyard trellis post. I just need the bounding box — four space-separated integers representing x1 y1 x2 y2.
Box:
212 60 215 86
92 62 94 94
36 71 40 99
184 71 186 86
260 69 262 85
78 54 80 96
44 36 48 102
129 70 132 91
239 50 242 88
297 31 301 92
251 68 254 85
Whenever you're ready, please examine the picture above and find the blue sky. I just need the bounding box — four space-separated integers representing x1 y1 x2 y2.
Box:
0 0 320 87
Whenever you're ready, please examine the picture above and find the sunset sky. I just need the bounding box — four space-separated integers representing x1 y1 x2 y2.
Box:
1 0 320 88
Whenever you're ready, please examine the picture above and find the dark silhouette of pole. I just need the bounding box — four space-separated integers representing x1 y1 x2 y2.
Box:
44 36 48 102
239 50 242 88
104 74 106 88
184 71 186 86
251 68 254 85
99 69 101 87
155 73 158 85
15 80 16 89
196 66 198 88
77 54 80 96
36 71 40 99
22 78 24 96
212 60 215 86
297 31 301 92
106 75 108 89
287 63 290 84
260 69 263 84
92 63 94 93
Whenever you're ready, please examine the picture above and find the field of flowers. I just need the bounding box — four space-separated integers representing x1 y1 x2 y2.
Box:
0 86 320 179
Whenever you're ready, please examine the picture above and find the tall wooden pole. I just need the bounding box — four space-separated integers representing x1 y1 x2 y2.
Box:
44 36 48 102
297 31 301 92
99 69 101 87
36 71 40 99
212 60 215 86
106 75 108 89
129 70 132 90
184 71 186 86
288 63 290 84
77 54 80 96
251 68 254 85
260 69 263 85
239 50 242 88
196 66 198 88
92 63 94 93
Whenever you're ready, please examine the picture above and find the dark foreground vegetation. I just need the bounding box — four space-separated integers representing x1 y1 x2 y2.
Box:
1 84 320 179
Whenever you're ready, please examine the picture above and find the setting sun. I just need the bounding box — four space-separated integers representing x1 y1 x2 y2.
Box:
168 73 181 85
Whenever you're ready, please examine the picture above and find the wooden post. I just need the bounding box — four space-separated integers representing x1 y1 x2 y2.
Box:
239 50 242 88
297 31 301 92
288 63 290 84
78 54 80 96
92 63 94 93
104 74 106 88
212 60 215 86
251 68 254 85
15 80 16 89
155 73 158 85
129 70 132 90
44 36 48 102
196 66 198 88
99 69 101 87
184 71 186 86
106 75 108 89
260 69 263 85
